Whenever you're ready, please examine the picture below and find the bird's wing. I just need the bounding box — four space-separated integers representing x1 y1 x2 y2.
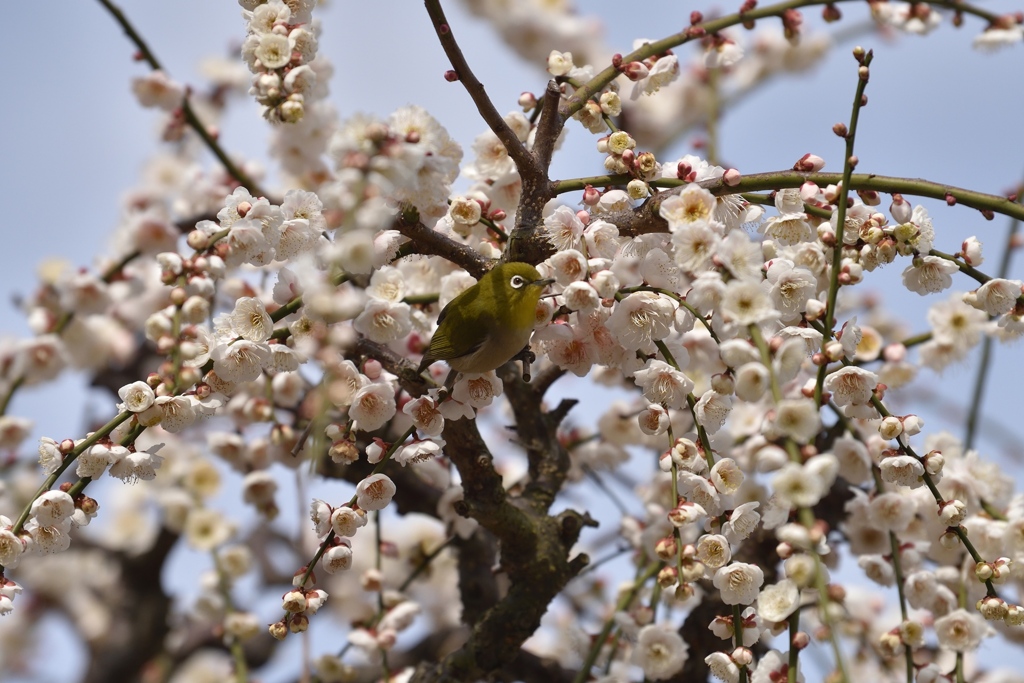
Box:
418 294 490 371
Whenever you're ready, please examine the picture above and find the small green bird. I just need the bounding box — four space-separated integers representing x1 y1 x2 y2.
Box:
418 262 554 387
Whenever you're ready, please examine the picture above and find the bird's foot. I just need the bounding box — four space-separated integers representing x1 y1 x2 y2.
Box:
513 346 537 383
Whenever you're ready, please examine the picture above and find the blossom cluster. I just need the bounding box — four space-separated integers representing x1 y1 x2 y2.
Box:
239 0 320 123
2 1 1024 682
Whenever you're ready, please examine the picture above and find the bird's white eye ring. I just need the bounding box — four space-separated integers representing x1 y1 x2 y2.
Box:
510 275 526 289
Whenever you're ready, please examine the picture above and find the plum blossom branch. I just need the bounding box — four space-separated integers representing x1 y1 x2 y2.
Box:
573 562 661 683
422 0 537 182
815 47 873 407
7 410 134 540
96 0 267 197
562 0 1007 119
868 395 1002 599
964 191 1023 450
552 171 1024 236
278 423 418 629
395 208 491 278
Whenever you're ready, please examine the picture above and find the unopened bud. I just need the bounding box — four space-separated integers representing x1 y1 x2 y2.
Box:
657 565 679 588
288 613 309 633
731 647 753 667
621 61 650 81
794 153 825 172
939 530 961 549
268 620 289 640
187 230 210 251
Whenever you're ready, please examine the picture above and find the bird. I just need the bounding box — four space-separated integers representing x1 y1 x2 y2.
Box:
418 261 553 389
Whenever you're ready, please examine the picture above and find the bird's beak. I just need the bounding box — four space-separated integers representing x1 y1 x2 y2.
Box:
533 277 555 287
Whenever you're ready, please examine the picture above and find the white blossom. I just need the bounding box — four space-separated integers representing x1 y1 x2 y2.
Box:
349 383 397 432
631 624 688 680
606 291 675 353
934 608 993 652
901 255 959 295
118 381 156 413
694 391 732 434
823 366 877 407
756 579 799 623
227 298 272 343
713 562 764 605
355 474 397 511
964 278 1021 316
322 543 354 574
633 359 694 409
403 396 445 436
451 371 503 410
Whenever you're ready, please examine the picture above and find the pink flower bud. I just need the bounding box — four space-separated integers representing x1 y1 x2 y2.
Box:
363 359 382 379
960 236 983 266
793 153 825 172
723 168 742 186
582 184 601 205
621 61 650 81
883 343 907 362
731 647 753 667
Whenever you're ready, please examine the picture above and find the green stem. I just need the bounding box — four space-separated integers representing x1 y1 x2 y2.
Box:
572 562 660 683
961 188 1022 450
733 603 748 683
552 171 1024 225
0 376 24 417
788 608 800 683
749 324 781 403
815 50 872 409
705 67 721 167
798 507 850 683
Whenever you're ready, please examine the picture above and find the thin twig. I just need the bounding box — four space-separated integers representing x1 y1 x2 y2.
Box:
964 186 1023 450
96 0 267 197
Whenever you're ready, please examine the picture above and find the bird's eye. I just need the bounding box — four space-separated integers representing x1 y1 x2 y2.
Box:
510 275 526 289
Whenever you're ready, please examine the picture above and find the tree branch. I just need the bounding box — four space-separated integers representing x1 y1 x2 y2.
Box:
395 210 492 278
561 0 1006 120
96 0 267 197
561 170 1024 237
423 0 536 181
